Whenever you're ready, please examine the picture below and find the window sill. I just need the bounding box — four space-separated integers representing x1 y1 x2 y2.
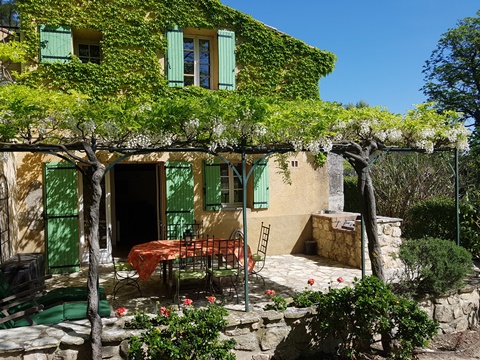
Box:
221 205 250 212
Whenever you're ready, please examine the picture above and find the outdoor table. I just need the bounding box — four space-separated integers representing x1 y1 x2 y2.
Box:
127 239 255 283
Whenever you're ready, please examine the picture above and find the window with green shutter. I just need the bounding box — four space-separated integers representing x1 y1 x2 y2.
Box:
166 27 236 90
253 159 269 209
39 25 72 63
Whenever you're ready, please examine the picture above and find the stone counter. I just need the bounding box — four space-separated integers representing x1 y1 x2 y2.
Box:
311 212 403 280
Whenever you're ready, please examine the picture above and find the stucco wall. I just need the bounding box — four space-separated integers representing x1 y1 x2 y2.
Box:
11 151 330 261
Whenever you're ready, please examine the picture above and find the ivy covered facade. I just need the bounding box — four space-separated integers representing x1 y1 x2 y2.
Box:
4 0 339 270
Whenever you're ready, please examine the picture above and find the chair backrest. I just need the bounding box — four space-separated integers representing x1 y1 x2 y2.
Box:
208 237 241 271
178 238 206 271
257 222 271 257
229 229 244 243
165 220 204 240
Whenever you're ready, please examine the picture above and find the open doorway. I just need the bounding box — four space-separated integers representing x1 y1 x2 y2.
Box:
113 163 159 256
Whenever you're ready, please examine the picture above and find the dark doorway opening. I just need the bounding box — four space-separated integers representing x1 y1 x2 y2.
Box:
114 164 158 254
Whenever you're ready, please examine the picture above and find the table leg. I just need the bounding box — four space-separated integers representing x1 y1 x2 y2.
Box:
162 260 167 283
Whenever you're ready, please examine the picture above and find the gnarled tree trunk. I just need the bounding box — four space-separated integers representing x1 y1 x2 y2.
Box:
335 140 385 282
83 141 105 360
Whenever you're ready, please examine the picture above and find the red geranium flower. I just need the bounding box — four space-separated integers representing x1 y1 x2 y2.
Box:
159 306 170 317
116 307 127 317
265 289 275 296
206 295 216 304
337 277 344 283
307 278 315 286
183 298 193 306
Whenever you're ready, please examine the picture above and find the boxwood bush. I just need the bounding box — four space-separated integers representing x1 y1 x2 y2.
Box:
397 237 472 298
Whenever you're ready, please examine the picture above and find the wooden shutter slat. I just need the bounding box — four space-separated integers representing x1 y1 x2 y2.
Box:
203 160 222 211
43 162 79 274
165 162 194 237
218 29 236 90
253 159 269 209
166 26 184 87
39 25 72 63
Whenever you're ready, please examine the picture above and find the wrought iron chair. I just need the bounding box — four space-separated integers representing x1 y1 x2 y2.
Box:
110 229 142 299
207 237 242 303
172 238 208 303
251 222 271 286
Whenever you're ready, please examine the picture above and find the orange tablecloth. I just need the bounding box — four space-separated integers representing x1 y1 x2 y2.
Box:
128 239 255 281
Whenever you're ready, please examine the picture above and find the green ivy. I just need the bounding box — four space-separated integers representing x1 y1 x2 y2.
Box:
16 0 336 101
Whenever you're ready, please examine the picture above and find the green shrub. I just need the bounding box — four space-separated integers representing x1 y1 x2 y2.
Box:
344 175 361 213
126 303 236 359
291 289 323 308
316 276 438 359
460 189 480 258
398 237 472 297
403 197 456 240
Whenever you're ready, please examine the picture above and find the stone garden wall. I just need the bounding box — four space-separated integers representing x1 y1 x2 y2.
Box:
1 285 478 360
311 212 403 280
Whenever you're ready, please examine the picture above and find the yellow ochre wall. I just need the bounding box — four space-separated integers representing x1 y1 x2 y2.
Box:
10 151 330 259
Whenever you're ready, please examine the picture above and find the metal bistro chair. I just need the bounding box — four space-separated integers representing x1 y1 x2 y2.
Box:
207 236 242 303
172 238 208 303
110 229 142 299
251 222 271 286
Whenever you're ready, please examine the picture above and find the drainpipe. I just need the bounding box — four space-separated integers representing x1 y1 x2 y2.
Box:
241 150 249 312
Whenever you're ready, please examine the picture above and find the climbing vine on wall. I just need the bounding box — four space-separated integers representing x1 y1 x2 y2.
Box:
16 0 336 101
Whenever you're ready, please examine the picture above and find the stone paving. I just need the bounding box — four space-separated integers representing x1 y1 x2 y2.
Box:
43 254 369 312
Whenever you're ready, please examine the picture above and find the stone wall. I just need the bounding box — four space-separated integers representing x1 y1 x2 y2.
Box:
311 212 403 280
419 285 480 334
1 285 479 359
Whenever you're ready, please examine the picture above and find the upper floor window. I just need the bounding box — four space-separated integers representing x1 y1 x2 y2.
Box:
39 25 102 64
77 43 101 64
184 36 211 89
167 26 235 90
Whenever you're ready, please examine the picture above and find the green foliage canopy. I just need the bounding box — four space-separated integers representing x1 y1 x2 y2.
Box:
0 85 471 156
422 10 480 127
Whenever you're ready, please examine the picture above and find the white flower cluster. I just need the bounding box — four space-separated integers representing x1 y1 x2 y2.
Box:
386 129 403 142
414 140 435 154
184 118 199 138
125 133 152 148
212 119 226 137
291 139 304 152
319 138 333 153
0 110 13 124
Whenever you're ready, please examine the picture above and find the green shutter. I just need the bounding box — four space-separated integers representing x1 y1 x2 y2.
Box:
39 25 72 63
253 159 269 209
203 160 222 211
218 30 236 90
165 162 194 237
43 162 79 274
166 26 184 87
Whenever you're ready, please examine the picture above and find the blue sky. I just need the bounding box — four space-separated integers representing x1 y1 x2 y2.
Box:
221 1 479 115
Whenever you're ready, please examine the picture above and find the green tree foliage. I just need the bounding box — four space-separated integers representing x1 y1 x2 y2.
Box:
371 152 454 220
398 237 472 298
422 11 480 127
0 0 18 27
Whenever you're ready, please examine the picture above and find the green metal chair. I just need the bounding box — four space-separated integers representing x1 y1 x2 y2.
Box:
251 222 271 286
172 238 208 303
207 237 242 303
